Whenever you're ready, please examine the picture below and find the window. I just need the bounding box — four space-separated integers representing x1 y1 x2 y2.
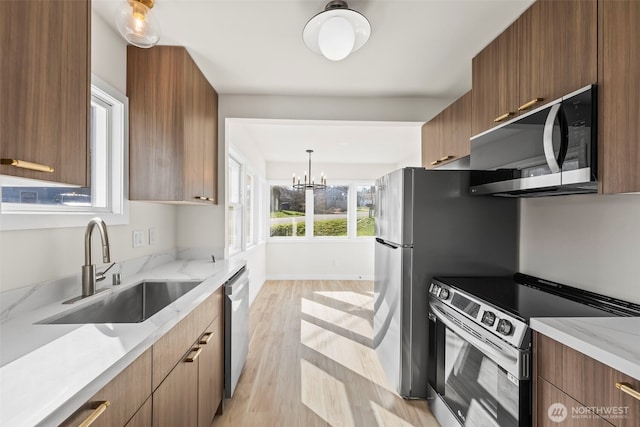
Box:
314 185 349 237
0 75 127 230
268 183 375 239
228 151 264 254
269 185 306 237
356 185 376 237
228 156 242 254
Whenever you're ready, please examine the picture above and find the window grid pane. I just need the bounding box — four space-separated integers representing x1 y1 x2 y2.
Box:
313 185 349 237
356 185 376 237
270 185 306 237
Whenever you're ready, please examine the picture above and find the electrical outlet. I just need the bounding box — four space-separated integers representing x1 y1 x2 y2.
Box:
148 227 156 245
132 230 145 248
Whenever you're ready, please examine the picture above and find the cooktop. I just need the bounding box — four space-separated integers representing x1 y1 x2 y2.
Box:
432 273 640 321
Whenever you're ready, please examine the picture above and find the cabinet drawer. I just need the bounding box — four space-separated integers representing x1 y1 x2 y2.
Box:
536 333 640 426
152 287 223 389
537 378 613 427
61 349 152 427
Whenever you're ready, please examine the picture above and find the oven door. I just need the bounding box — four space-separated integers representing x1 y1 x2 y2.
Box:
429 301 530 426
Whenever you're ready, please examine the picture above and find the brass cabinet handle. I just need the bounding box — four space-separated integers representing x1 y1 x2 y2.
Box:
517 98 544 111
1 158 54 173
493 112 515 123
438 155 454 162
185 347 203 363
199 331 213 345
430 160 440 166
616 382 640 401
194 196 207 201
78 400 110 427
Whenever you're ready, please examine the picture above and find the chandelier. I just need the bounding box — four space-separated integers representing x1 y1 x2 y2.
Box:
293 150 327 191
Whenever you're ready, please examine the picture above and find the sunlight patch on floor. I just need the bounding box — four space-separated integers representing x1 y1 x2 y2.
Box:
300 319 396 394
300 358 355 427
370 400 416 427
301 297 372 337
313 290 373 310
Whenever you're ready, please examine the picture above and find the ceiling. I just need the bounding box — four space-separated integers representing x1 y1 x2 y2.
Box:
93 0 534 165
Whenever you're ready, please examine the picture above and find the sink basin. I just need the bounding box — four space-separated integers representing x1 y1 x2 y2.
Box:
42 280 201 324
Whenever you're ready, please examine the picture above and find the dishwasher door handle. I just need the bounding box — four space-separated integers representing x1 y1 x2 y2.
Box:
225 272 249 296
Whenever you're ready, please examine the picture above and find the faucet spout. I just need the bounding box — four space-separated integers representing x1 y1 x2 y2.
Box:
82 218 111 297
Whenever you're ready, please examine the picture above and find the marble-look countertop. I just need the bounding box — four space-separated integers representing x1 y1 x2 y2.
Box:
530 317 640 380
0 258 245 427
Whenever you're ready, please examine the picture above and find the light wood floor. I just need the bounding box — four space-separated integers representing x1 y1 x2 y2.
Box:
212 280 440 427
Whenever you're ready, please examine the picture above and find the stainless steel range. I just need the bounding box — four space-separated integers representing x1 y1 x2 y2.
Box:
427 273 640 427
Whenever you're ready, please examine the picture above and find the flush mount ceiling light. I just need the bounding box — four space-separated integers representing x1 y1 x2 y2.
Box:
303 0 371 61
293 150 327 191
116 0 161 48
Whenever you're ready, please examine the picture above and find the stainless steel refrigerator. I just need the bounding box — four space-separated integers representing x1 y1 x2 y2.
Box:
374 167 518 398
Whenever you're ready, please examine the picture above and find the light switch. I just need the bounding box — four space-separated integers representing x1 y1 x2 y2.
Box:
132 230 145 248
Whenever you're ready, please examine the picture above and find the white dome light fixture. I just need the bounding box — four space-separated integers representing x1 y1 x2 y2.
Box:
303 0 371 61
116 0 161 49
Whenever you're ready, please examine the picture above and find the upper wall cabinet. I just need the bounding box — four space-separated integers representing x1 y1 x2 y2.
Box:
598 0 640 194
0 0 90 186
472 0 597 136
127 46 218 204
422 91 472 169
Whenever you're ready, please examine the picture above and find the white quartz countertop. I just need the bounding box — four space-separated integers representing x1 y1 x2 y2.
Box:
530 317 640 380
0 258 245 427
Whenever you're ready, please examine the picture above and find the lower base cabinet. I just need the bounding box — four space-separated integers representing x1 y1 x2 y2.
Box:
534 332 640 427
60 349 152 427
61 287 224 427
153 352 199 427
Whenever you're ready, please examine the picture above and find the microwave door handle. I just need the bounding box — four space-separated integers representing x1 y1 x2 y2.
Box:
543 103 562 174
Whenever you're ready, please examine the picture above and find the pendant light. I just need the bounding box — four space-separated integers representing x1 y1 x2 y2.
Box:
293 150 327 191
303 0 371 61
116 0 161 48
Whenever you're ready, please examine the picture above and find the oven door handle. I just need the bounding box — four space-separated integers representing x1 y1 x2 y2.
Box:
429 301 524 379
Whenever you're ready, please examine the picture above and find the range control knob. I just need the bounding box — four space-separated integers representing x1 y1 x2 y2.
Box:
497 319 514 336
481 311 496 326
439 288 450 300
430 284 440 296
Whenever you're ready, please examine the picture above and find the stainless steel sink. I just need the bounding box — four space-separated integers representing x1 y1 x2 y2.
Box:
42 280 201 324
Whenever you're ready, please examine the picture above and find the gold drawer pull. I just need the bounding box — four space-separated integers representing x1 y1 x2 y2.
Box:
199 331 214 345
616 382 640 401
517 98 544 111
493 112 515 123
78 400 110 427
185 347 203 362
438 155 454 162
194 196 207 201
430 160 440 166
1 158 54 173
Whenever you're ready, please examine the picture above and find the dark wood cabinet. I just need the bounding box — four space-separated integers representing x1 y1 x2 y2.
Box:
61 349 152 427
598 0 640 194
534 332 640 427
0 0 90 186
151 287 224 426
153 349 199 427
422 91 472 169
518 0 597 115
128 46 218 204
471 21 520 136
471 0 597 137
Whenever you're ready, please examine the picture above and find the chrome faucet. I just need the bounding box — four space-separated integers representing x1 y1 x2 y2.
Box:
81 217 111 297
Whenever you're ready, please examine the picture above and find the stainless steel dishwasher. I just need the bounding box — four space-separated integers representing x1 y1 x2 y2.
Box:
224 266 249 398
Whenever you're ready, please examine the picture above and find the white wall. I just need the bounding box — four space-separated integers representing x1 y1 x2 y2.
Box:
0 11 178 293
519 194 640 304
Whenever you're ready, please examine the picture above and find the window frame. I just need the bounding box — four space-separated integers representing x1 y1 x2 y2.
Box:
267 180 375 241
0 75 129 231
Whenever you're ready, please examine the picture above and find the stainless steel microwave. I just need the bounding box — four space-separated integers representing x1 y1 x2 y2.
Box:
470 85 597 197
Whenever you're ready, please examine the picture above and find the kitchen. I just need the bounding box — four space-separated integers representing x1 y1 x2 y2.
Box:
1 0 639 426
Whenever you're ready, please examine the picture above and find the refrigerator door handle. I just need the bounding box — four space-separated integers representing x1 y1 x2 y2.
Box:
376 237 399 249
